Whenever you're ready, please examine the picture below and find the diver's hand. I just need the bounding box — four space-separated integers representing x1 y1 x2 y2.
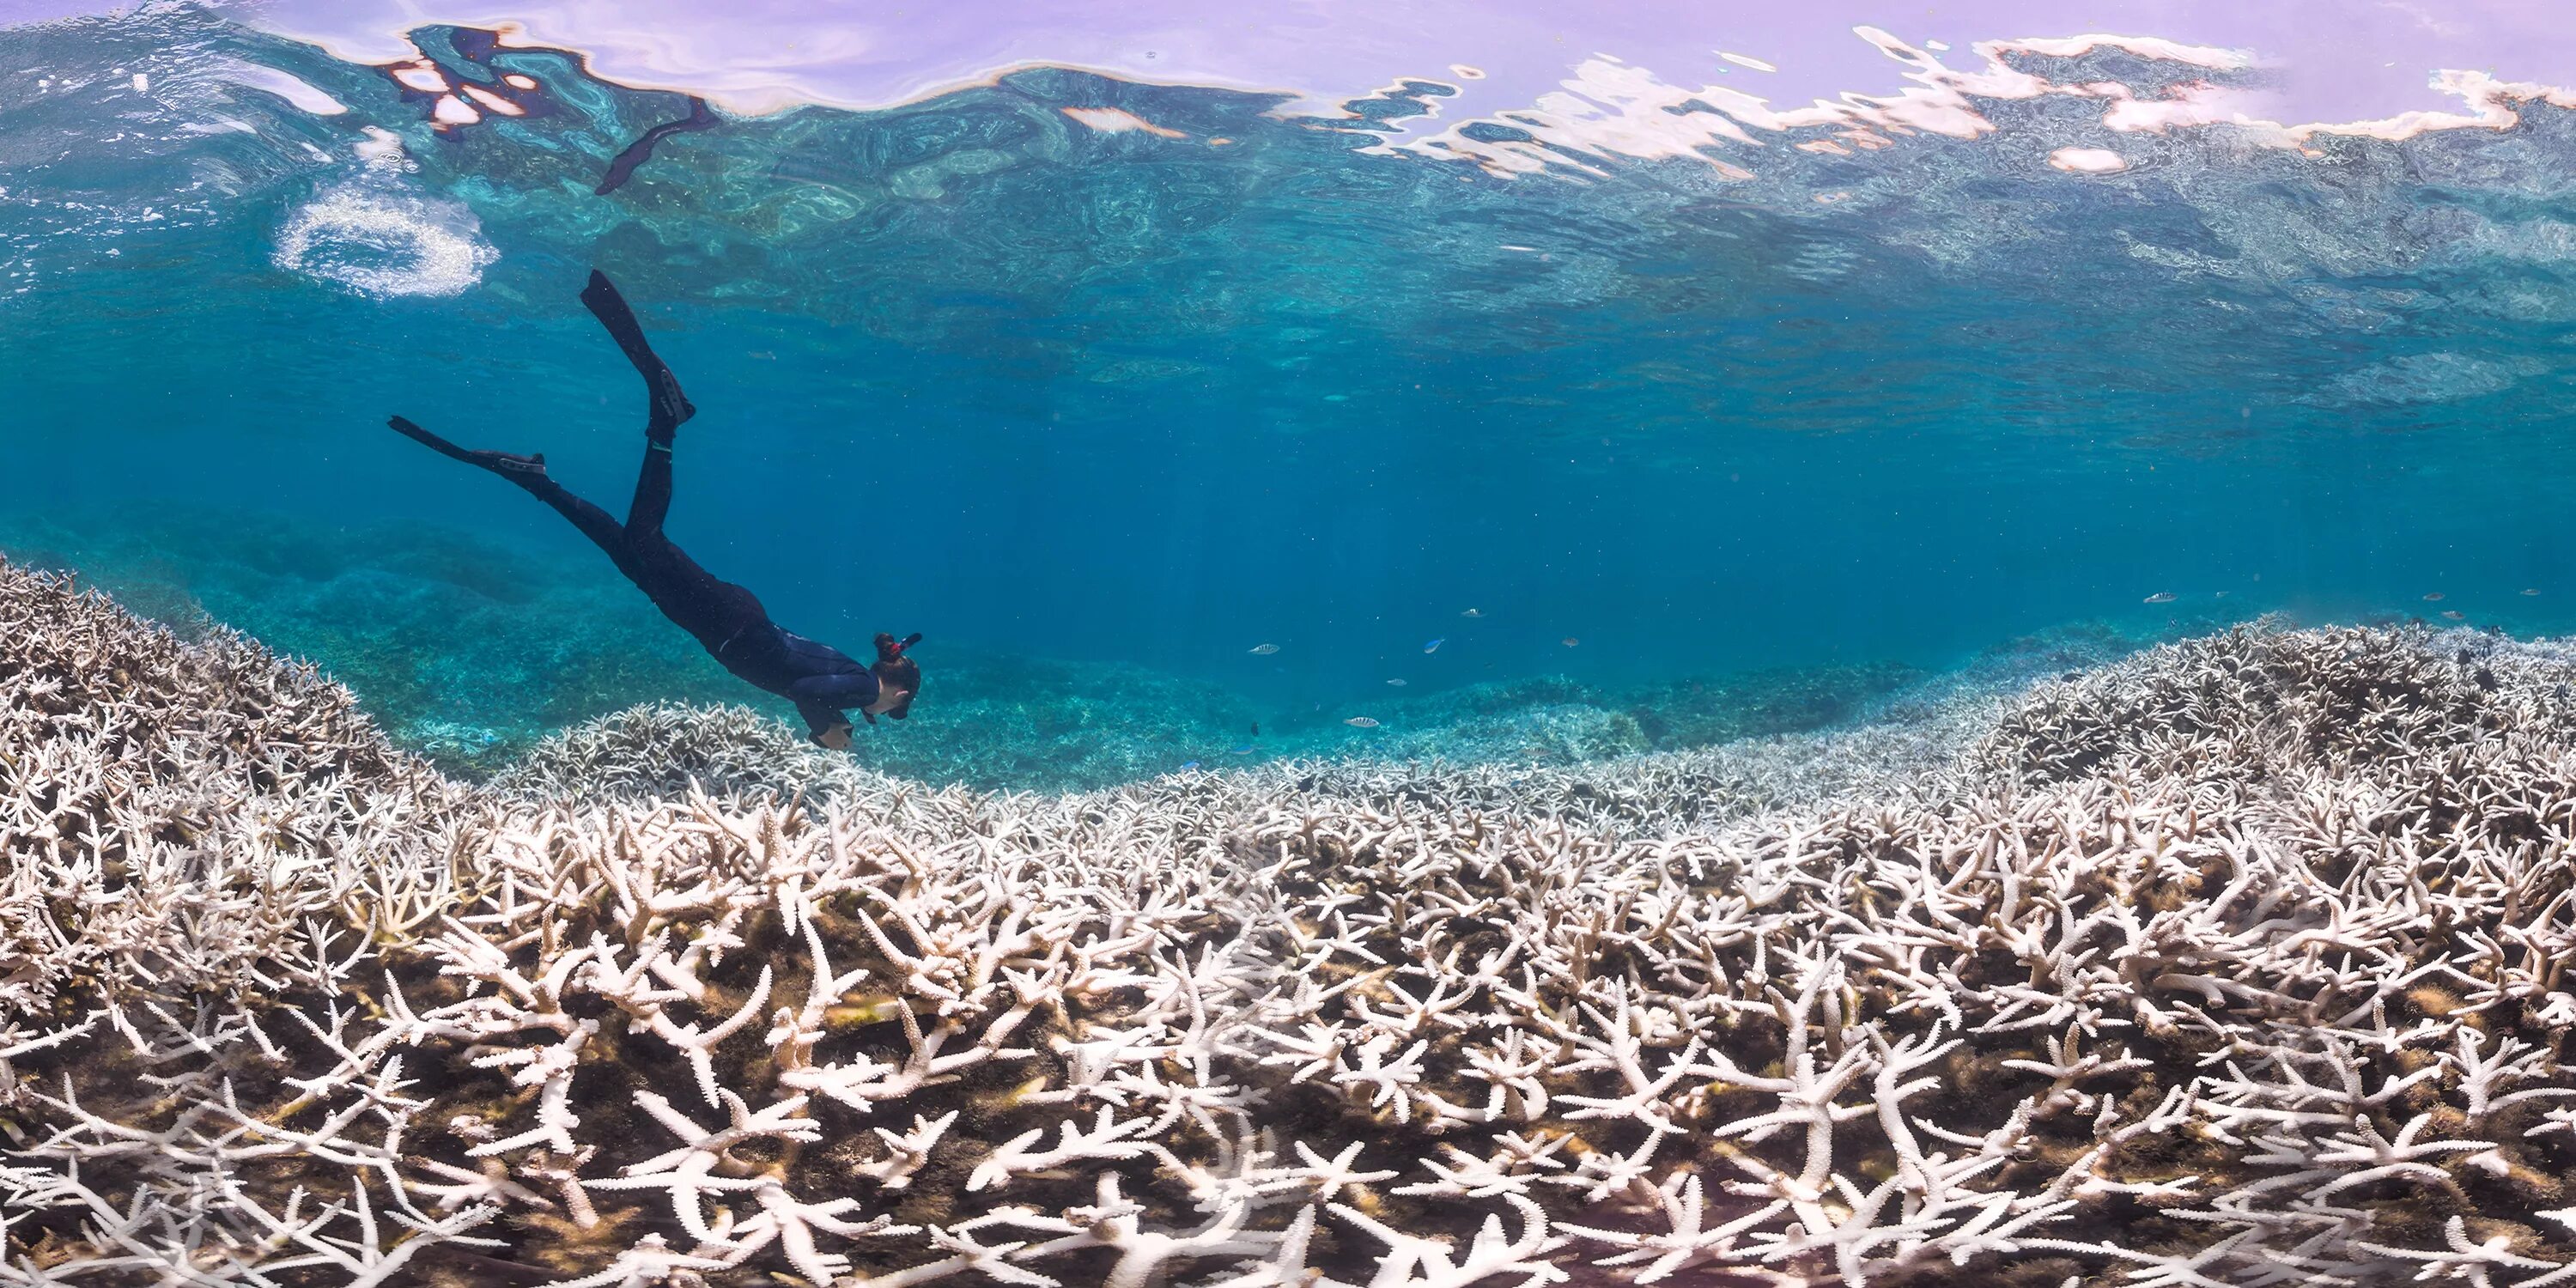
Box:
813 721 854 750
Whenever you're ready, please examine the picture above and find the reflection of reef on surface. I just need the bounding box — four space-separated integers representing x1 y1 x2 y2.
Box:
15 554 2576 1286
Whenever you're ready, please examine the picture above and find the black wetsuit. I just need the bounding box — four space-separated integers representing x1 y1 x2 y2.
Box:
391 270 878 740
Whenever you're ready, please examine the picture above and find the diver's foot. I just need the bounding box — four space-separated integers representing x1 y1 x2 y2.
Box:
477 450 547 477
388 416 549 477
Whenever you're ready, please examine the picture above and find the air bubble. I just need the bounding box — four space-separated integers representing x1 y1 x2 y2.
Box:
272 188 495 298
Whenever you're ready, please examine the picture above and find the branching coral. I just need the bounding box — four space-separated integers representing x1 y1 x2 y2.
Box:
11 556 2576 1286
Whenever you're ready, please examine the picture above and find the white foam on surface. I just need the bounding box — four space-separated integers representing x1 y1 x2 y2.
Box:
1389 21 2576 183
351 125 408 166
211 58 349 114
2048 145 2128 173
1060 106 1185 137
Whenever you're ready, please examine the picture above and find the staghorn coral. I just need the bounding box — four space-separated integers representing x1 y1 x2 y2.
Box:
487 701 908 805
1966 617 2576 786
12 556 2576 1285
0 559 464 1030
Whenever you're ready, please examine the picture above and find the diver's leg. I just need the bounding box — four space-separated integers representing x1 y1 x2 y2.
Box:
626 434 674 540
623 533 776 660
577 269 695 445
387 415 626 556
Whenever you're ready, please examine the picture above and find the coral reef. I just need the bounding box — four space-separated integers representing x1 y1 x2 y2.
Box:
489 701 898 804
1966 619 2576 785
14 556 2576 1286
0 556 461 1030
0 508 751 779
0 510 1966 791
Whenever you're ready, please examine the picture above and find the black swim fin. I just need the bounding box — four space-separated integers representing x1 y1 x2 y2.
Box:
388 415 547 477
579 270 696 440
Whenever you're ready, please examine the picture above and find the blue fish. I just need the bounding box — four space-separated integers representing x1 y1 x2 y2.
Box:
1230 745 1254 755
1423 638 1444 653
1181 761 1200 770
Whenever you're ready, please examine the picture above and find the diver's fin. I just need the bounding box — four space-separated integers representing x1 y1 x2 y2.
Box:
387 416 548 477
578 270 696 441
387 414 479 462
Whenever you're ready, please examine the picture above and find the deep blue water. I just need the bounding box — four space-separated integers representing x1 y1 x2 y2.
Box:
6 6 2576 784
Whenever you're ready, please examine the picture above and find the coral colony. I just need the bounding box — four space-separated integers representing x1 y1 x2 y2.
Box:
13 551 2576 1287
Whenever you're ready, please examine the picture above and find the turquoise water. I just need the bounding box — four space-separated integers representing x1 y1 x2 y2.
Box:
7 5 2576 785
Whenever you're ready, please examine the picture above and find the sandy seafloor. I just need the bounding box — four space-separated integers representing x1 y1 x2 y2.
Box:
13 550 2576 1287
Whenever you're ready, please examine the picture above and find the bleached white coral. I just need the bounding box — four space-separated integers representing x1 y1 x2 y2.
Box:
12 556 2576 1286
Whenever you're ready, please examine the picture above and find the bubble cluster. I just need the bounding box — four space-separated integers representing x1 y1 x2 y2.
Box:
270 185 495 297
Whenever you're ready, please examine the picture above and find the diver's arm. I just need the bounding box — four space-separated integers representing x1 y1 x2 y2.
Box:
799 703 853 747
791 671 880 740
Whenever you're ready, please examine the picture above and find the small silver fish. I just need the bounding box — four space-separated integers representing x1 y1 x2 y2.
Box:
1561 637 1580 647
2215 591 2229 598
1461 608 1483 617
2442 610 2465 621
2525 588 2543 597
2143 592 2177 605
2424 592 2445 602
1345 716 1380 728
1387 678 1408 686
1249 643 1280 655
1423 638 1444 653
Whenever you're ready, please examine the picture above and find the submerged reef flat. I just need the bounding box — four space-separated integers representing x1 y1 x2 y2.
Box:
15 557 2576 1285
0 510 1945 790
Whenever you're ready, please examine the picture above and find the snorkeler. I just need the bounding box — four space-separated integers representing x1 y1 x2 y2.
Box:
386 269 918 750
